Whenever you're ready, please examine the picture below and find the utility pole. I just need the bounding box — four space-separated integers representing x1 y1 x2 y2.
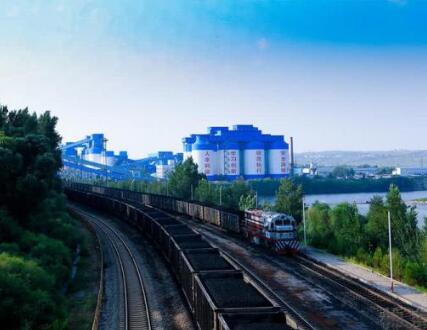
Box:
388 211 394 292
166 180 169 196
303 198 307 247
219 186 222 206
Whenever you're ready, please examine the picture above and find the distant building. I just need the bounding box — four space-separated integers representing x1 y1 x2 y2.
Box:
153 151 182 179
182 125 290 181
62 134 182 181
392 167 427 176
353 167 378 177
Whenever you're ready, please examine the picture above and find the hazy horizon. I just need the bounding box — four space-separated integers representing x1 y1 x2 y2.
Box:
1 1 426 158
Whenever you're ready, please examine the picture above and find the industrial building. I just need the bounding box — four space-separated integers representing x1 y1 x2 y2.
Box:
62 134 182 181
392 167 427 177
182 125 291 180
152 151 181 179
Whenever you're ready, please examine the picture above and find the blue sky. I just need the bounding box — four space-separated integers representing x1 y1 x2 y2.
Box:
0 0 426 157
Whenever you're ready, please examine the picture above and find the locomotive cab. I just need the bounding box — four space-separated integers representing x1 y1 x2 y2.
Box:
263 213 296 240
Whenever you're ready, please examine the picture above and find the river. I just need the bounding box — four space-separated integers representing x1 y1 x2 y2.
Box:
260 190 427 227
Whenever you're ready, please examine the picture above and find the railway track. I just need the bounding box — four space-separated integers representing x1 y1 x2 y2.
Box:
295 254 427 330
74 207 152 330
66 184 427 329
220 248 316 330
175 212 427 329
140 205 316 329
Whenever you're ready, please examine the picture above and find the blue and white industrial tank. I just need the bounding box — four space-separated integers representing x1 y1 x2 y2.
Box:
222 141 241 179
191 135 217 179
82 133 104 163
105 151 117 166
183 125 291 181
244 140 265 179
182 137 193 160
268 138 290 177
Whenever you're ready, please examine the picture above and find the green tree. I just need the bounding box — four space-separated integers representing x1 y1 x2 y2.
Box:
274 179 303 222
195 179 217 204
366 195 388 251
168 157 205 199
331 166 355 178
386 185 419 257
221 180 252 209
306 202 332 248
0 253 63 330
0 105 78 328
403 261 427 286
239 193 256 211
423 217 427 235
372 247 383 269
421 235 427 266
329 203 363 256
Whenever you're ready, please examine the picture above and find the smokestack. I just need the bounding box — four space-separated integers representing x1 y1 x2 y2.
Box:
290 136 294 176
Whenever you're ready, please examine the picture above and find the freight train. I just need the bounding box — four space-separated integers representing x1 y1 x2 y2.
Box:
66 182 299 253
65 183 294 330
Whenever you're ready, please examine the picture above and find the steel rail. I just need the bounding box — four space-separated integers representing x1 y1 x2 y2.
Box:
142 204 316 330
295 254 427 329
73 207 153 330
154 203 424 329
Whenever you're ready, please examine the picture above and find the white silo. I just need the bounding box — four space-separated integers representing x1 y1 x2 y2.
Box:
268 139 289 177
182 137 193 160
243 141 265 179
223 141 241 180
217 144 225 177
191 135 218 179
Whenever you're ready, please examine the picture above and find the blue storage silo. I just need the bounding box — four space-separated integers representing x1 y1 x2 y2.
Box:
182 137 193 160
222 141 241 180
191 135 218 179
182 125 290 181
268 138 290 177
243 140 265 179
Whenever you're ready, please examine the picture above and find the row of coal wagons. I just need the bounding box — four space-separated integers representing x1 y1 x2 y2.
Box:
65 185 290 330
66 183 242 235
142 209 289 330
143 193 242 234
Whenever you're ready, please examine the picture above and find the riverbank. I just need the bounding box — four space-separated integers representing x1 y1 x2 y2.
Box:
260 190 427 227
250 176 427 196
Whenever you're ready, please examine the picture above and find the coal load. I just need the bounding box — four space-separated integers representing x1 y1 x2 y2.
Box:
154 217 181 226
201 273 271 308
186 250 234 271
165 225 196 237
219 312 289 330
174 235 212 250
145 211 165 218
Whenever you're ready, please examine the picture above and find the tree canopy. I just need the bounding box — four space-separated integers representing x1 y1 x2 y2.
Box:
305 184 427 288
274 179 304 222
0 105 79 329
168 157 205 199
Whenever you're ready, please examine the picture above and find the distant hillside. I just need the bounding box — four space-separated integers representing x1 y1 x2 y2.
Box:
295 150 427 167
